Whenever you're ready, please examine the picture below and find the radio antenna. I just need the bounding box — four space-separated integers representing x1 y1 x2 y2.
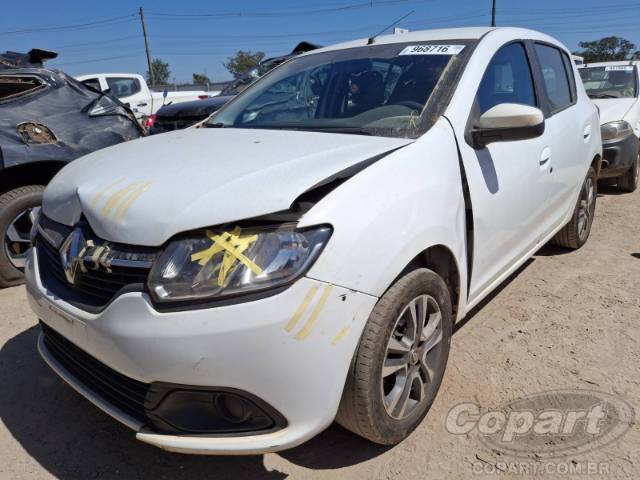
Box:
367 10 415 45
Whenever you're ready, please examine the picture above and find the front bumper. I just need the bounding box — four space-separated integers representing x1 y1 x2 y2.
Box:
600 132 639 179
26 248 377 454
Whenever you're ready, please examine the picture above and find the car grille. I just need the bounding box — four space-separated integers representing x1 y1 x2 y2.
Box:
36 226 155 311
41 321 150 425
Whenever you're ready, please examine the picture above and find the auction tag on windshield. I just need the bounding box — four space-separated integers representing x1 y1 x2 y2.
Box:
399 45 465 55
605 65 634 71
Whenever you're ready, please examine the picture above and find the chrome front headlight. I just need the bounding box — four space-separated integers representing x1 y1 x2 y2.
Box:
148 224 332 302
601 120 633 142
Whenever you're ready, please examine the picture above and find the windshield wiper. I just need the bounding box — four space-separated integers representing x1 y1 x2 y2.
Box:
206 122 226 128
254 125 374 136
588 93 618 99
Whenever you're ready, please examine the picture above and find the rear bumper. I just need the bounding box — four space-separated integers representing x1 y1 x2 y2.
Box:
600 133 639 178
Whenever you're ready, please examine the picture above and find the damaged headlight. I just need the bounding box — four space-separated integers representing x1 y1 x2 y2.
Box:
601 120 633 142
88 95 128 117
148 224 332 302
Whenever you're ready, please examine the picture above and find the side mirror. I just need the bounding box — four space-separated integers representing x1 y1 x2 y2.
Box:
472 103 545 149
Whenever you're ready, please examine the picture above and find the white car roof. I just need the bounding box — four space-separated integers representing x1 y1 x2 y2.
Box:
305 26 564 55
75 73 143 80
578 61 640 68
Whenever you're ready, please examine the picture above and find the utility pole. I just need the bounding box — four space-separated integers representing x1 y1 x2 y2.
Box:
491 0 496 27
139 7 155 86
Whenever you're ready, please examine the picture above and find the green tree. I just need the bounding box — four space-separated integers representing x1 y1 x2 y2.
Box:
147 58 170 85
574 37 637 63
192 73 211 85
223 50 265 79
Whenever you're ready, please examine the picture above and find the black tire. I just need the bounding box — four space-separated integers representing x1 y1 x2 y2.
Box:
336 268 452 444
618 152 639 193
551 167 597 250
0 185 45 288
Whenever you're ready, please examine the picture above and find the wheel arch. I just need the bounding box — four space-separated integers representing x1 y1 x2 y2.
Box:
393 244 462 319
0 160 67 195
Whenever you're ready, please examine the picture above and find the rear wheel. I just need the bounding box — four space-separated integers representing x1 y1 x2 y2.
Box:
0 186 44 287
336 268 452 444
551 167 596 250
618 152 639 193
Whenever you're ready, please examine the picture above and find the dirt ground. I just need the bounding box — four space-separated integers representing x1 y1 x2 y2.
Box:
0 185 638 480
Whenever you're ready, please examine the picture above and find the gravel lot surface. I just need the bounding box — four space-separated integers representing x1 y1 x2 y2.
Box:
1 185 638 480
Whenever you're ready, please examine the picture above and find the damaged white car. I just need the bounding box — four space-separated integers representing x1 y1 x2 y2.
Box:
26 27 601 454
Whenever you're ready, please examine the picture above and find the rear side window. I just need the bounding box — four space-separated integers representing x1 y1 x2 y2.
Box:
477 42 536 114
82 78 101 91
106 77 141 98
534 44 573 112
0 75 45 101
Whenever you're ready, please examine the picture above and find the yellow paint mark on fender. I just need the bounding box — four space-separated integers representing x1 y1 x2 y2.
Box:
331 326 351 347
295 285 333 341
285 286 318 332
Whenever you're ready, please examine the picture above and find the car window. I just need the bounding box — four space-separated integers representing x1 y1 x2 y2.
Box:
82 78 101 91
105 77 141 98
579 66 638 98
534 44 573 111
212 41 463 139
477 42 536 114
0 75 45 101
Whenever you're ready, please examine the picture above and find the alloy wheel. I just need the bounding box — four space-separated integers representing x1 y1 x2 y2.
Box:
577 176 595 241
3 206 40 270
381 294 444 420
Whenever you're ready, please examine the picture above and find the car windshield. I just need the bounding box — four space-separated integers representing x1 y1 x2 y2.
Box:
579 66 638 98
209 42 466 138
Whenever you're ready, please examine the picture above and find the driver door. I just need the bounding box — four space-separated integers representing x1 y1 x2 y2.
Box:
458 42 553 304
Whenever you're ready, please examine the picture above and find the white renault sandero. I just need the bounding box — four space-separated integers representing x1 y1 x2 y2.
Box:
26 27 601 454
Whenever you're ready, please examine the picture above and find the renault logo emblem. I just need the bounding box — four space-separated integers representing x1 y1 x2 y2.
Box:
59 228 86 285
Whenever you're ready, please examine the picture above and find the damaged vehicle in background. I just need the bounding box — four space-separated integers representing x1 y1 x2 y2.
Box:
579 61 640 192
0 49 143 287
149 42 320 134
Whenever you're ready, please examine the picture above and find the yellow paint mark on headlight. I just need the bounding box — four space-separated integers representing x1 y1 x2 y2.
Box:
190 227 262 286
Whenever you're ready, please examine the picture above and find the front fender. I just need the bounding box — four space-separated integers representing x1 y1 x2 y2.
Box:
301 118 469 312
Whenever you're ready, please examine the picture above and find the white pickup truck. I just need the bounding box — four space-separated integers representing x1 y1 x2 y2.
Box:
75 73 217 121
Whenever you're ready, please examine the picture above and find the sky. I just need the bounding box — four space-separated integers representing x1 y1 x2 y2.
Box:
2 0 639 84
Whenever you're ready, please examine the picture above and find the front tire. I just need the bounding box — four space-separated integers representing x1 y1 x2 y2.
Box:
551 166 596 250
336 268 452 444
618 152 639 193
0 186 44 287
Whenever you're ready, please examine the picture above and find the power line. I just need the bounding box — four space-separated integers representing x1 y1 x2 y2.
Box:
0 14 136 36
49 53 144 67
146 0 430 18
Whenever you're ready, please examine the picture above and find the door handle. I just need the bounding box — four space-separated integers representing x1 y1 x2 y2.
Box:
137 102 148 107
540 146 551 167
583 125 592 142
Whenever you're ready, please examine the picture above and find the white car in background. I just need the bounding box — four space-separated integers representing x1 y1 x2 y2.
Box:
76 73 216 121
579 61 640 191
28 27 601 454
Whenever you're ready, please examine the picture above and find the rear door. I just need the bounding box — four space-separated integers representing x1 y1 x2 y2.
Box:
104 76 150 118
459 41 553 302
530 42 585 223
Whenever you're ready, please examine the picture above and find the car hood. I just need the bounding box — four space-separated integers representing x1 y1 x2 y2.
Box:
156 95 234 118
43 128 412 246
592 98 636 124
